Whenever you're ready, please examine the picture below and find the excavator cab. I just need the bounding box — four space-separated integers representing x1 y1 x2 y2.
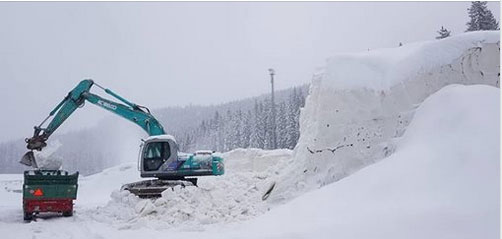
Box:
140 136 178 175
142 141 172 171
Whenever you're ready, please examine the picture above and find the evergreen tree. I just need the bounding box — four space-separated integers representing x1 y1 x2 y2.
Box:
223 110 234 151
276 102 288 148
285 88 300 149
251 100 266 148
212 111 224 151
436 26 451 39
466 1 499 31
262 98 273 149
180 132 195 152
241 110 252 148
232 110 243 148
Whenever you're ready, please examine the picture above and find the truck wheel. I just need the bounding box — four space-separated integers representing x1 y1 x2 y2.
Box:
23 212 33 221
63 211 73 217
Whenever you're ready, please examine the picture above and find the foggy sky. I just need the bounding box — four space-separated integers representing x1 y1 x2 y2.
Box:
0 1 499 142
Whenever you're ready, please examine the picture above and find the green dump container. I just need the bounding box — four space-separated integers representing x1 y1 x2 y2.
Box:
23 170 78 199
23 170 79 220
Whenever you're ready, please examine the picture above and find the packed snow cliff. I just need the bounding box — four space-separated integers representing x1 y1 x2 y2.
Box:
269 31 500 202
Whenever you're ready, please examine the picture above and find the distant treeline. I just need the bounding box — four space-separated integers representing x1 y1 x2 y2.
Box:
178 87 306 152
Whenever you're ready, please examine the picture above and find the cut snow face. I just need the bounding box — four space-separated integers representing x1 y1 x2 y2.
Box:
225 84 500 239
270 31 500 202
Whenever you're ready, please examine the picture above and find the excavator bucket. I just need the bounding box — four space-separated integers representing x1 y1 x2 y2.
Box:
20 151 38 168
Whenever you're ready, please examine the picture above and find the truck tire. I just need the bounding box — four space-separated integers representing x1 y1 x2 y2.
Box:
63 210 73 217
23 212 33 221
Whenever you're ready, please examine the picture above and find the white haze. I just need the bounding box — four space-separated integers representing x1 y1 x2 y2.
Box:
0 1 499 142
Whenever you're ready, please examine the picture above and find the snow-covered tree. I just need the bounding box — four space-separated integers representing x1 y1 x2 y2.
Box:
284 88 301 149
436 26 451 39
241 110 252 148
466 1 499 32
251 100 266 149
232 110 243 149
276 102 288 148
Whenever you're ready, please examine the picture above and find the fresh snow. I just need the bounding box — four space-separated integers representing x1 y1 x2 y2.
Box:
323 31 499 91
144 134 178 143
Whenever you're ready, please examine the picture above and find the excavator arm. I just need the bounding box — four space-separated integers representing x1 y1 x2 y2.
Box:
22 79 165 165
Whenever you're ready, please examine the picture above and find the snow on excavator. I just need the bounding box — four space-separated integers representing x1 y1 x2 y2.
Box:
21 79 224 198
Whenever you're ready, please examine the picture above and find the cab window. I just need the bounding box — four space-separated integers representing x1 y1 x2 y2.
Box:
143 142 171 171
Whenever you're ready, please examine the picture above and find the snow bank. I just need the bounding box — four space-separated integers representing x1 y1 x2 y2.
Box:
91 148 292 229
230 84 500 239
270 31 500 202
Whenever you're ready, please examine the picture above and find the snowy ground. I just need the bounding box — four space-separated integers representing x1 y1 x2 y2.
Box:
0 84 498 239
0 31 499 238
0 149 295 238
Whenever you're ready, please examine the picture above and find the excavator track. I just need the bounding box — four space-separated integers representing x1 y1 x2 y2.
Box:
121 178 197 198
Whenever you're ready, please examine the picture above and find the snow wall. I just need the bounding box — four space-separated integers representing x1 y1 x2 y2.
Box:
270 31 500 202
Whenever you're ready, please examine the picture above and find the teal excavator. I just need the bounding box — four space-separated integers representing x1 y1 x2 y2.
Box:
21 79 224 197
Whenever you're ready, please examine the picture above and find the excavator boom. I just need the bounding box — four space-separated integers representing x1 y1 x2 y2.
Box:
25 79 165 152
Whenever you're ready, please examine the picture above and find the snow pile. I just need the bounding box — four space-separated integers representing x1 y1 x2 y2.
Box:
92 149 292 228
232 84 499 238
270 31 500 202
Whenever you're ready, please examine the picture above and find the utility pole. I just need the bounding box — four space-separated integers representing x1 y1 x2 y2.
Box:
268 68 277 149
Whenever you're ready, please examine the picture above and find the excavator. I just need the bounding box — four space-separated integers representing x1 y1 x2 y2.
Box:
20 79 224 198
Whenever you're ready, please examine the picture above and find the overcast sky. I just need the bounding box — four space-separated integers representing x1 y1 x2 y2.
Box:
0 1 499 142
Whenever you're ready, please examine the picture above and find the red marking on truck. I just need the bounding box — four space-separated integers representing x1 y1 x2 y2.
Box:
33 189 43 196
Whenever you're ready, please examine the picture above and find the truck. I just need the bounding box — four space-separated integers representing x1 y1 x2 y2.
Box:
23 170 78 220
